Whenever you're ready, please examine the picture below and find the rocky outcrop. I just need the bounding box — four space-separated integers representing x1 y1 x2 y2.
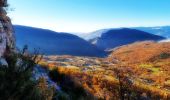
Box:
0 0 15 57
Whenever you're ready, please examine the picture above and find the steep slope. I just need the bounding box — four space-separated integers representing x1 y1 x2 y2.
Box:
14 25 106 57
134 26 170 38
87 28 165 50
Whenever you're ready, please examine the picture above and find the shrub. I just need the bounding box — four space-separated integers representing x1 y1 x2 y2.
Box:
49 68 65 84
0 47 47 100
37 77 54 100
159 53 170 59
49 68 91 100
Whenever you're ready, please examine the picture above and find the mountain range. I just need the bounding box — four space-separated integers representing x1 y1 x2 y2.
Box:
83 28 165 50
14 25 106 57
79 26 170 40
14 25 166 57
133 26 170 38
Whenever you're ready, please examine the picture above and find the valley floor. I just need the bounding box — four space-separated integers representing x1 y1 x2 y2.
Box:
39 52 170 100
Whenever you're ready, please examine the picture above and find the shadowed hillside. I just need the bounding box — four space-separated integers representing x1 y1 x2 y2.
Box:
14 25 106 57
88 28 165 50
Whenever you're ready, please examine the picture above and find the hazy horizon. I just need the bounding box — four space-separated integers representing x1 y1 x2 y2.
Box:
13 24 170 34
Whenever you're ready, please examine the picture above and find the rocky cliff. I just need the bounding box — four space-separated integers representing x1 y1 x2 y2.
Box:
0 0 15 57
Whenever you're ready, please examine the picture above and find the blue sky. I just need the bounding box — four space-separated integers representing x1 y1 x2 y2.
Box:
8 0 170 33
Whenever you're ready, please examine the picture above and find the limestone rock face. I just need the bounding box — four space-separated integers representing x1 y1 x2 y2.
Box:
0 0 15 57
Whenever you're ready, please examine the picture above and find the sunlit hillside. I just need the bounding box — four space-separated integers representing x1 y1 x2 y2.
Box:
109 41 170 63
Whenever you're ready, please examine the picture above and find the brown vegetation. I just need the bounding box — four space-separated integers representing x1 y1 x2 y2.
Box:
39 41 170 100
109 41 170 64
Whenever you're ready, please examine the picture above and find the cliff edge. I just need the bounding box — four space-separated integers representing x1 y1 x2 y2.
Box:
0 0 15 57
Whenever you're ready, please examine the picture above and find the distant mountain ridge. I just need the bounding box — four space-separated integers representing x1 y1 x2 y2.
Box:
84 28 165 50
14 25 106 57
14 25 166 57
133 26 170 38
78 26 170 40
